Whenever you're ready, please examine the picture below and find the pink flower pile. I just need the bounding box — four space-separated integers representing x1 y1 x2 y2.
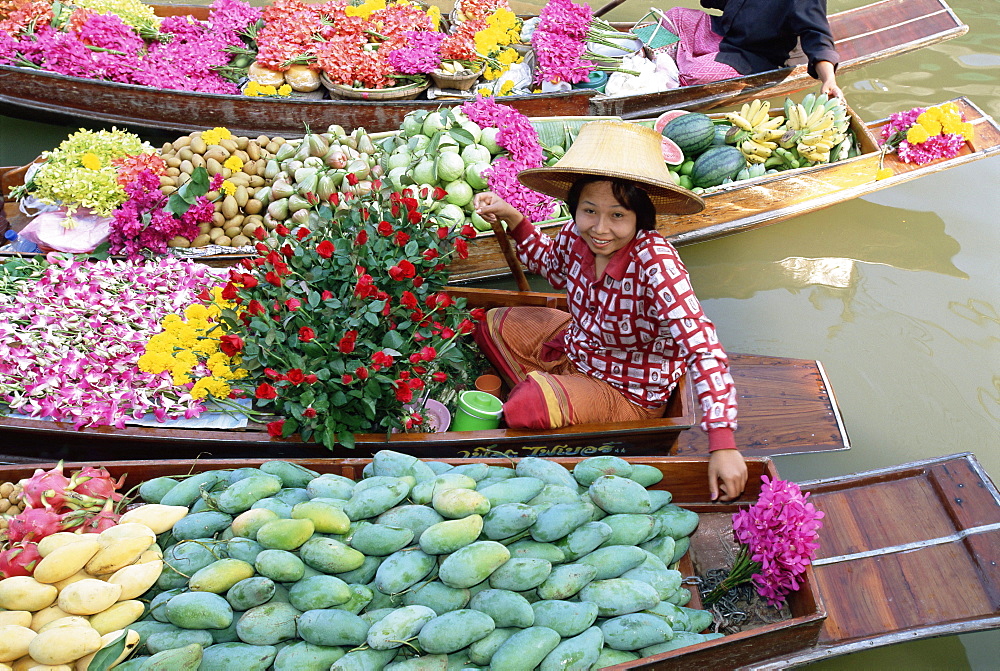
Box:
461 96 559 223
0 256 220 429
531 0 594 84
387 30 446 75
880 106 968 164
0 462 126 578
110 169 219 261
0 0 259 94
731 476 825 606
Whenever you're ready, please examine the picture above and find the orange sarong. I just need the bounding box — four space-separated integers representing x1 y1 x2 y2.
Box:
474 307 666 430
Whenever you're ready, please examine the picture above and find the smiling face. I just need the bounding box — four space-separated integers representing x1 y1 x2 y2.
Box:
574 180 638 262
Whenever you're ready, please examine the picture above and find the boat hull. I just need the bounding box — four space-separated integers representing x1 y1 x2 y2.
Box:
0 288 848 463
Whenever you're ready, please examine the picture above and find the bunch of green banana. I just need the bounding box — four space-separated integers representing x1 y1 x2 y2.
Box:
779 92 851 164
724 99 786 164
734 162 769 181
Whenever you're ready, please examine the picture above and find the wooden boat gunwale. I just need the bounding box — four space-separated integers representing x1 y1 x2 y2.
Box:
0 0 968 136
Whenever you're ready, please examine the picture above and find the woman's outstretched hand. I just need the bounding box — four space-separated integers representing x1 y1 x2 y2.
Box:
474 192 524 229
815 60 844 101
708 448 747 502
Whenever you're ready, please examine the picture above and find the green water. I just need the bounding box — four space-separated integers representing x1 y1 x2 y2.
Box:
1 0 999 666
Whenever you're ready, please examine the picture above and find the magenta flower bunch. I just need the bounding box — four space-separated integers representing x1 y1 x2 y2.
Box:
0 256 221 429
703 475 825 607
461 96 559 223
387 30 446 74
109 169 220 261
0 0 257 94
531 0 594 84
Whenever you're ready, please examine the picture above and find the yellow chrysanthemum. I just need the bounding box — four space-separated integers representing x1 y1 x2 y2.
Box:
426 5 441 26
477 87 493 97
202 127 232 146
138 351 174 374
499 80 516 96
959 122 974 141
875 167 893 181
223 156 244 172
171 371 193 386
906 124 930 144
185 304 210 321
278 84 292 96
916 114 942 137
259 85 277 96
81 153 102 170
221 181 237 196
245 81 260 97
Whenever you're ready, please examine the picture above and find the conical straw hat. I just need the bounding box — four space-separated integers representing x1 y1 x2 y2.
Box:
518 120 705 215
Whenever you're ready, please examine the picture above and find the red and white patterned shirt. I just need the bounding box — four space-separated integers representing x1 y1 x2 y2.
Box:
511 219 738 433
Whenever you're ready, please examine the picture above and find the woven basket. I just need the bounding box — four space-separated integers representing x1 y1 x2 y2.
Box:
320 74 429 101
430 64 484 92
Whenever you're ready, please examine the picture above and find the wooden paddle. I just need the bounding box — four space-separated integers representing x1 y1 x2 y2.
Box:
488 218 531 292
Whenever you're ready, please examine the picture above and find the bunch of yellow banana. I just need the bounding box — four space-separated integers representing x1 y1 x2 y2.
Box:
779 93 850 164
724 99 786 164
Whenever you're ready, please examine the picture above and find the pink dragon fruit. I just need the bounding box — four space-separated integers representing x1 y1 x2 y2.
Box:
0 541 42 578
20 462 72 511
69 499 121 534
6 507 67 543
68 466 125 504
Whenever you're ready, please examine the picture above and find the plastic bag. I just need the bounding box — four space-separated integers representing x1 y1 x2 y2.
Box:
604 53 678 97
19 207 113 254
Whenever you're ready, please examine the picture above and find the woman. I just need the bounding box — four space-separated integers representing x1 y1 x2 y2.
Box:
473 121 747 502
665 0 842 99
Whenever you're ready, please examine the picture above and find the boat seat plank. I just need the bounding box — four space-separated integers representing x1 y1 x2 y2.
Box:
831 0 965 61
675 355 848 457
815 540 998 643
928 458 1000 528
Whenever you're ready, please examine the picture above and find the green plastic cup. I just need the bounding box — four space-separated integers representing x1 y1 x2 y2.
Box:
451 390 504 431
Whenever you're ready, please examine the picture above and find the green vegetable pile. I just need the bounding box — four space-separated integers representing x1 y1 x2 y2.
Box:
123 451 722 670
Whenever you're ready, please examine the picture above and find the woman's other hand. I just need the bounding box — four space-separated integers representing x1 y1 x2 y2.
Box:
708 448 747 502
815 60 843 100
474 191 524 229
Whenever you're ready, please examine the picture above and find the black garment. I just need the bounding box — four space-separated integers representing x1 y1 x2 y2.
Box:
701 0 839 79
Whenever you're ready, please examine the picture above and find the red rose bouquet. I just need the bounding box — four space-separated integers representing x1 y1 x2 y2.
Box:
218 182 482 449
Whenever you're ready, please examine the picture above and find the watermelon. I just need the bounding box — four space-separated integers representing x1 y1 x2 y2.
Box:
662 113 716 157
660 136 684 165
654 109 690 135
690 145 746 188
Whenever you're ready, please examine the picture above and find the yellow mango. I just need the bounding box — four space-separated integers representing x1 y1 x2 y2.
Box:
28 625 102 665
87 600 144 635
51 571 89 592
0 612 31 628
135 550 161 564
95 524 155 549
106 560 162 600
25 665 71 671
0 624 35 662
36 534 87 558
29 605 70 632
118 505 189 535
32 538 101 584
74 629 140 671
0 577 58 612
57 580 122 616
84 537 151 576
36 617 89 634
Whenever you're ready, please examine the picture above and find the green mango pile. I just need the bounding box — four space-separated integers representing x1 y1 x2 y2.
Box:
119 451 721 670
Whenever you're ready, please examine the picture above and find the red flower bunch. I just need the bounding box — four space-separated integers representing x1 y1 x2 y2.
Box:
218 182 480 449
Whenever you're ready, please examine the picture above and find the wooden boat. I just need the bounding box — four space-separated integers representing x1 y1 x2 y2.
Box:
452 96 1000 281
0 0 966 136
0 452 995 668
4 97 998 281
0 286 848 463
